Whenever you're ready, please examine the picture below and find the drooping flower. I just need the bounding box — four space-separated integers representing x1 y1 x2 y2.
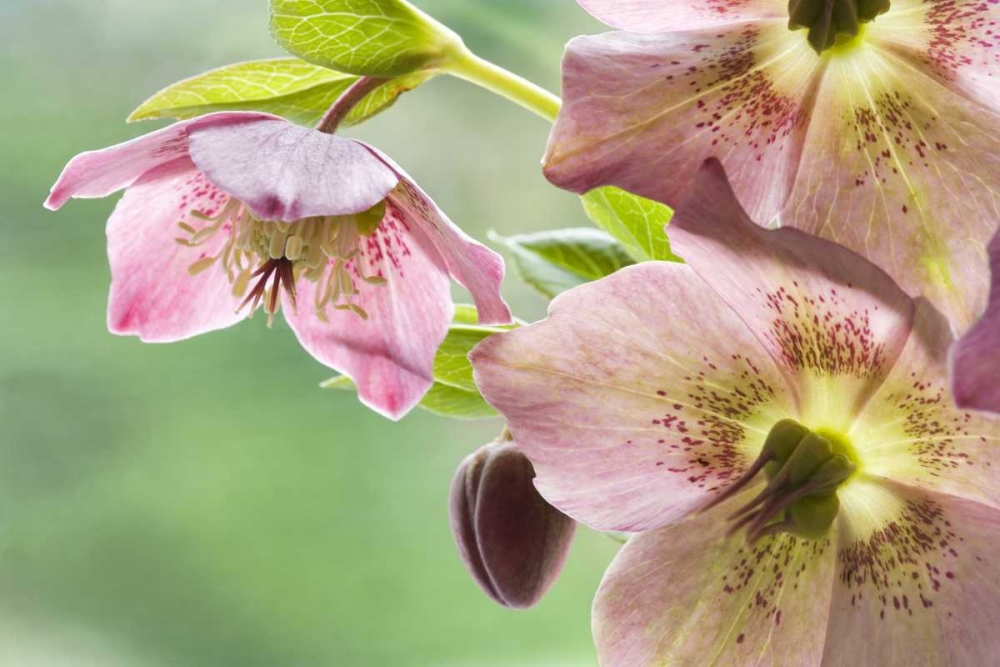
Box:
45 111 511 419
472 160 1000 665
952 228 1000 414
449 438 576 609
544 0 1000 330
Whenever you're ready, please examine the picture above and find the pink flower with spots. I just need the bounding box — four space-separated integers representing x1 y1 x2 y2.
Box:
45 111 511 419
472 160 1000 665
544 0 1000 331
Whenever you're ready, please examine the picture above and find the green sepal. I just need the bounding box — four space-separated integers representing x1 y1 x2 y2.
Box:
321 305 517 420
270 0 464 77
580 187 679 263
490 228 635 299
129 58 432 127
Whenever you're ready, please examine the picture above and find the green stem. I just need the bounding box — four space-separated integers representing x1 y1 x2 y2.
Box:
446 50 561 123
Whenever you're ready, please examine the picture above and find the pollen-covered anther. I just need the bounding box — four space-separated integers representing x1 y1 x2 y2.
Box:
176 198 391 324
712 419 856 544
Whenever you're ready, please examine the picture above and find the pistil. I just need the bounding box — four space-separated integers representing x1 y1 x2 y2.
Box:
788 0 890 54
705 419 857 543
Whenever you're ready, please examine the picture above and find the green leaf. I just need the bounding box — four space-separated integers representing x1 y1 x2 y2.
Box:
321 305 515 420
580 186 679 263
270 0 464 77
491 228 635 299
129 58 431 126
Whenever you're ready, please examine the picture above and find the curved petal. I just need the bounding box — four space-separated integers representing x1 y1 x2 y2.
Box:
45 112 277 210
283 201 453 420
369 148 512 326
873 0 1000 111
544 21 819 226
471 262 795 532
577 0 785 32
672 160 915 430
107 158 246 342
187 123 398 222
853 299 1000 511
786 30 1000 330
825 477 1000 665
951 229 1000 413
594 494 837 667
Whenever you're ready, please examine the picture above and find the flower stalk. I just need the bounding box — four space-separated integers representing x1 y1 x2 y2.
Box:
446 50 561 123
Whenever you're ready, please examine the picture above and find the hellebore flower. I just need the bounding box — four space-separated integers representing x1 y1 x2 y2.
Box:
45 112 510 419
449 439 576 609
545 0 1000 330
952 228 1000 414
472 160 1000 665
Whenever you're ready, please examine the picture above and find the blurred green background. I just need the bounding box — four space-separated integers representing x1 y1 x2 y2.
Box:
0 1 618 665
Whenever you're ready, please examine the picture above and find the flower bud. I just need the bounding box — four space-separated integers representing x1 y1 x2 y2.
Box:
449 440 576 609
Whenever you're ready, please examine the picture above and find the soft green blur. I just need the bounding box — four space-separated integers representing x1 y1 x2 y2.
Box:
0 2 618 665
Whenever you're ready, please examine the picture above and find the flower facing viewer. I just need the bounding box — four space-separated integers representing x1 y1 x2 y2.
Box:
472 160 1000 665
46 112 510 419
545 0 1000 331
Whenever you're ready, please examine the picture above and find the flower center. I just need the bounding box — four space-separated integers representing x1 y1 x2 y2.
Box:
705 419 858 543
788 0 890 54
177 198 389 325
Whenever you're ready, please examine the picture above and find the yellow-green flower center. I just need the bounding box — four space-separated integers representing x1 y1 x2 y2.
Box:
177 198 389 324
789 0 890 54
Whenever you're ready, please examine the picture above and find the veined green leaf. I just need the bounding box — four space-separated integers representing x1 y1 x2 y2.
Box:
321 305 515 420
581 186 679 263
491 228 635 299
129 58 431 126
270 0 464 77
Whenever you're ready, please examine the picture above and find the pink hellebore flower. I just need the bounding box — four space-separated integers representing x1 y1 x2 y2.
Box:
545 0 1000 331
45 112 511 420
472 160 1000 665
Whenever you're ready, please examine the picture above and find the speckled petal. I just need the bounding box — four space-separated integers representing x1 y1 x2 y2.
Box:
373 153 512 326
282 200 453 421
44 112 277 210
873 0 1000 110
594 493 837 667
187 121 399 222
951 229 1000 414
825 477 1000 665
106 158 246 342
785 22 1000 330
853 299 1000 510
544 21 817 233
576 0 785 32
672 160 915 431
471 262 794 532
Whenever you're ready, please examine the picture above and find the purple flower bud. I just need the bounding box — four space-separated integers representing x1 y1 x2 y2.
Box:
449 440 576 609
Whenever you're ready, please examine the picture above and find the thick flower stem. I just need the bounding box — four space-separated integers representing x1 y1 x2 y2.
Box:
446 50 561 123
316 76 392 134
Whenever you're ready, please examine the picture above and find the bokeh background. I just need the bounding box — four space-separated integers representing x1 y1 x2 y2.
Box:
0 1 618 665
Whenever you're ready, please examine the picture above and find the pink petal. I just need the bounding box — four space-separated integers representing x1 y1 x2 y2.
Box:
671 160 915 426
824 479 1000 665
786 31 1000 330
187 121 399 222
594 493 837 666
471 261 795 532
45 112 278 210
951 229 1000 414
107 158 246 342
369 148 512 326
577 0 785 32
875 0 1000 110
283 201 454 420
544 22 812 231
857 298 1000 511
